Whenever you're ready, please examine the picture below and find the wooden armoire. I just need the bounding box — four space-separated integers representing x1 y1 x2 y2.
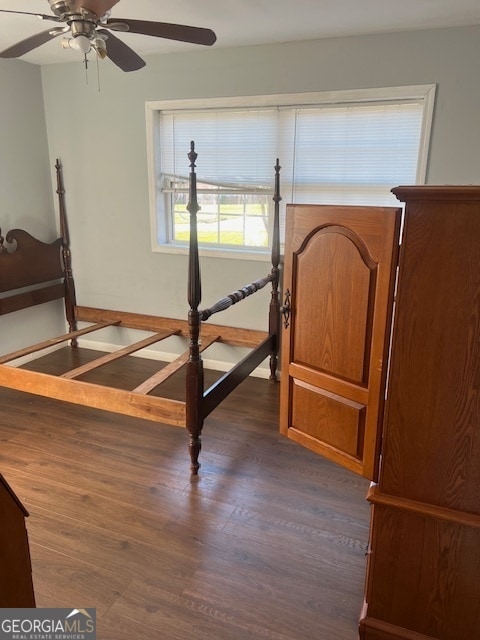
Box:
280 187 480 640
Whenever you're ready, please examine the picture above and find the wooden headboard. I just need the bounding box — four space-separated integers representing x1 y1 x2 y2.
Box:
0 229 64 290
0 160 77 330
0 230 65 316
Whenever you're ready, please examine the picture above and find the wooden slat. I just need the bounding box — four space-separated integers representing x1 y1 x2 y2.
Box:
61 331 178 380
133 335 220 394
0 321 119 364
75 306 268 348
0 365 185 426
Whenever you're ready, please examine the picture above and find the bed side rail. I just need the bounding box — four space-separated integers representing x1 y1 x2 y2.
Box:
202 334 275 419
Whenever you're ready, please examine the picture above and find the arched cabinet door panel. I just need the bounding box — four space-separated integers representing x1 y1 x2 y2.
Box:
280 204 401 480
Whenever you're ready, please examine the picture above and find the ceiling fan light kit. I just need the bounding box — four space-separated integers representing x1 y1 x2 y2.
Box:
0 0 217 71
62 34 91 53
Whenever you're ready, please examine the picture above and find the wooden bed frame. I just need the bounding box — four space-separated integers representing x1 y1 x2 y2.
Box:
0 142 281 474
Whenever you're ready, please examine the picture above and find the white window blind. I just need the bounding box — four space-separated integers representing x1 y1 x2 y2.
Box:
160 109 278 190
278 102 424 207
147 87 435 257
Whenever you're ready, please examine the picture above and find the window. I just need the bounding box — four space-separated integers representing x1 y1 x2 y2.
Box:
146 86 435 259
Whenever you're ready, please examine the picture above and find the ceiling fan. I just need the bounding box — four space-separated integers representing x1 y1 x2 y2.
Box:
0 0 217 71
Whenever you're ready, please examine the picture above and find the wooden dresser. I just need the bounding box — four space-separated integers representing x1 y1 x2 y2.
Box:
359 186 480 640
0 473 36 606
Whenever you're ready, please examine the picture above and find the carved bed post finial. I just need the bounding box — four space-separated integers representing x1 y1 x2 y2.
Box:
186 141 204 475
187 141 201 311
55 159 78 346
56 158 69 246
268 158 282 381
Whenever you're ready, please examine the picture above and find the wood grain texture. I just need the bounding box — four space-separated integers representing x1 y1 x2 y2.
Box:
132 335 219 394
60 330 178 379
0 349 370 639
363 507 480 639
291 380 366 458
367 484 480 529
360 618 437 640
292 228 374 382
362 187 480 640
0 364 186 426
0 231 63 292
381 195 480 511
0 283 65 317
280 204 400 480
75 306 269 348
0 321 118 364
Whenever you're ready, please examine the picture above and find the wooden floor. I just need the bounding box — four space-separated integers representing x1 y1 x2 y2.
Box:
0 348 370 640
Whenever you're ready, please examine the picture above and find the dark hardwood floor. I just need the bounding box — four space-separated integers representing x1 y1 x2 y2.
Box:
0 348 370 639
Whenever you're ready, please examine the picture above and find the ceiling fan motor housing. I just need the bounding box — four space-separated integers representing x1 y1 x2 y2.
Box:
48 1 97 41
70 20 96 39
48 1 76 18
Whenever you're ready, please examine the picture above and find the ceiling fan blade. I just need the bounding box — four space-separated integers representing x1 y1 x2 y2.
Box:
105 18 217 46
98 29 146 72
0 9 58 21
73 0 120 16
0 28 63 58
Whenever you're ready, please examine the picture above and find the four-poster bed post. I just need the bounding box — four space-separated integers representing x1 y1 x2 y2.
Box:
186 142 205 474
55 158 78 343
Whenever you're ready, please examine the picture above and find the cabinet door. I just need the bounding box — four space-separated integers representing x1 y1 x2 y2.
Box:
280 204 401 480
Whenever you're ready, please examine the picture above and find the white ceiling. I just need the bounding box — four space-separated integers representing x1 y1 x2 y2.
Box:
1 0 480 66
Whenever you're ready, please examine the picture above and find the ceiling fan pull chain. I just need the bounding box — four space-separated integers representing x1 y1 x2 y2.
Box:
96 50 102 92
84 52 89 84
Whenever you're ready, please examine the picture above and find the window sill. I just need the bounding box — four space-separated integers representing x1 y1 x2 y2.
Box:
152 243 273 262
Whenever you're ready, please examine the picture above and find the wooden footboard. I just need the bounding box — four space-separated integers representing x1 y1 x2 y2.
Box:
0 364 186 426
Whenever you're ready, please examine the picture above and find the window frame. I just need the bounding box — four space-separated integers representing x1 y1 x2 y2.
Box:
145 85 436 261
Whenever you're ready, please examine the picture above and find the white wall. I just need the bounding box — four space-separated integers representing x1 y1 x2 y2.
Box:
5 24 480 363
0 59 65 354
